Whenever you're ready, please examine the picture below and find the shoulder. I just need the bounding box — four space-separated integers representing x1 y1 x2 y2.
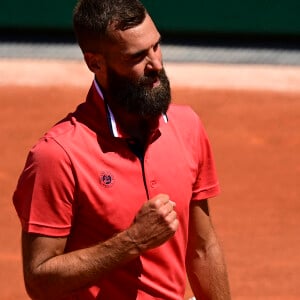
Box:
168 104 198 119
27 117 77 168
168 104 202 126
26 137 71 176
31 113 86 158
165 104 212 158
167 104 205 134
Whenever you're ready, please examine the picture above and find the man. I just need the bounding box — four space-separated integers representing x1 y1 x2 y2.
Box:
13 0 231 299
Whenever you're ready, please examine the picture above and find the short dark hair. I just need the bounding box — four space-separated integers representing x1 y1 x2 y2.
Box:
73 0 147 53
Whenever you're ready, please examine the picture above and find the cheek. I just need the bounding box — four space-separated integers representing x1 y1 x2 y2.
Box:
121 66 147 84
108 59 148 83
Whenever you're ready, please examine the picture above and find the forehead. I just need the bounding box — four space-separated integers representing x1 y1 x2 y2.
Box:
107 14 160 55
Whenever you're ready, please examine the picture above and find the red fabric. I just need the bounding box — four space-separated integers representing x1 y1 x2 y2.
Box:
13 82 220 299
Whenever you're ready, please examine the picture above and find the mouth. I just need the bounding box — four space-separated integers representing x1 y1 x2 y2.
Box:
143 76 160 88
151 77 161 88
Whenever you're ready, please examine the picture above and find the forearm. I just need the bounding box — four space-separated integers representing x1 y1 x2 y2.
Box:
23 194 178 300
186 239 231 300
24 230 139 300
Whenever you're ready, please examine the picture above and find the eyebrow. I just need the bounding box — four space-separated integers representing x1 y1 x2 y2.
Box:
129 36 162 59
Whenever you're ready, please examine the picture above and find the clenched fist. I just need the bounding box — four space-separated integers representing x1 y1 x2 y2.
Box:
126 194 179 253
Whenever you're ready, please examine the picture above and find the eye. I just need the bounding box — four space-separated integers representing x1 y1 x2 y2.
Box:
153 39 161 51
131 51 147 63
122 50 146 65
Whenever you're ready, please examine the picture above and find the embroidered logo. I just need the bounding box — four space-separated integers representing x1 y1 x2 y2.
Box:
100 171 115 188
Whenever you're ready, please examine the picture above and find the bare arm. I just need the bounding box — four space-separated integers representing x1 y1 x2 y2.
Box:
22 194 178 300
186 200 231 300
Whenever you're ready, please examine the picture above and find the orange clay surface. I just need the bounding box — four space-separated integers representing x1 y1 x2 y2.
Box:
1 59 300 300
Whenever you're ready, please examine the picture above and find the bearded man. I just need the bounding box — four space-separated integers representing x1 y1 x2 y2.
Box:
13 0 231 299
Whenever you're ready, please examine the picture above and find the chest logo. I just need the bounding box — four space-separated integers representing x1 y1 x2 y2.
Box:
100 171 115 188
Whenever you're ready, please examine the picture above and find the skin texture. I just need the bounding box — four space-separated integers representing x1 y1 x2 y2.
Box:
186 201 231 300
22 13 231 300
22 194 178 299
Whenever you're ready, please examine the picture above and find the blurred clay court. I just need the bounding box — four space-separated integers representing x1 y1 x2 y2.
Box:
1 38 300 299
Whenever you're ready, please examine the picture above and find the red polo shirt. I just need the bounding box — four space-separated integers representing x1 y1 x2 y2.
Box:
13 80 220 300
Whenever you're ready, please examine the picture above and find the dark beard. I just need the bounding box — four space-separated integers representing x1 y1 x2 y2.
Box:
106 67 171 119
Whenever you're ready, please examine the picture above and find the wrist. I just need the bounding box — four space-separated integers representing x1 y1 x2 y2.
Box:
125 228 142 254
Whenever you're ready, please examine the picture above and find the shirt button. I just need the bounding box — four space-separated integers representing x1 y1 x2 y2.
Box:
150 180 157 188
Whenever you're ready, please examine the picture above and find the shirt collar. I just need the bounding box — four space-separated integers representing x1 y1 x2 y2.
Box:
93 79 118 137
93 78 168 138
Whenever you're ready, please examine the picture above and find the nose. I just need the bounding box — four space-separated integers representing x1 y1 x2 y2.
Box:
146 47 163 72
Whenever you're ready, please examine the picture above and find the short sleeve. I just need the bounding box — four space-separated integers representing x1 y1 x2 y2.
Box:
191 117 220 201
13 137 75 236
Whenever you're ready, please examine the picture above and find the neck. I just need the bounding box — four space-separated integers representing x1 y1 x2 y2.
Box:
109 104 159 145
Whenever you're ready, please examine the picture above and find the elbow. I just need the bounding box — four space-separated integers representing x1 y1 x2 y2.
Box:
25 283 64 300
24 271 63 300
24 279 45 300
24 277 51 300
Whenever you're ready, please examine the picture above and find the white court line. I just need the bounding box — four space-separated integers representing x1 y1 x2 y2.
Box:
1 59 300 93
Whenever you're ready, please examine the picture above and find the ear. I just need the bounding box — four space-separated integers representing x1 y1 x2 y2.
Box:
84 52 105 74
